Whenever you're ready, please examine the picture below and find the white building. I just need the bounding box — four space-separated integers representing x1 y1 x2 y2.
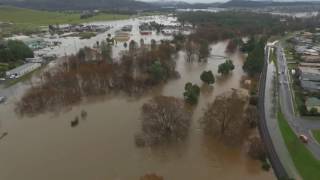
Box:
25 57 44 63
6 63 41 78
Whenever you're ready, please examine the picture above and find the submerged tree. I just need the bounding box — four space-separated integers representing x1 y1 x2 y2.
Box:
151 39 157 50
100 41 113 62
129 40 138 53
135 96 192 147
140 38 145 47
200 70 215 85
197 40 210 62
140 174 164 180
218 59 235 75
149 60 167 82
201 90 249 145
247 136 266 160
185 40 195 62
183 82 200 105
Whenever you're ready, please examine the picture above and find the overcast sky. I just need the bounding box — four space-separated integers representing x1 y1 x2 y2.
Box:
140 0 317 3
140 0 228 2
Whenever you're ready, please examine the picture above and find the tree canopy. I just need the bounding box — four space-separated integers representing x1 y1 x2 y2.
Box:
0 40 33 63
201 90 250 145
183 82 200 105
200 70 215 84
242 38 265 76
149 60 167 82
135 96 192 146
218 59 235 75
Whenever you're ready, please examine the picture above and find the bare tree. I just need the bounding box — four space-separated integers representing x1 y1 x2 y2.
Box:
140 174 164 180
201 89 249 145
135 96 192 146
185 40 195 62
245 105 259 128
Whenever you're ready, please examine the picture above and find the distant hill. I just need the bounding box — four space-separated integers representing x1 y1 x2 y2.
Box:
0 0 223 11
0 0 154 10
2 0 319 11
219 0 317 8
150 1 220 9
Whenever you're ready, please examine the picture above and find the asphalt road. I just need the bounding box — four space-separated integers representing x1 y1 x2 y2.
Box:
276 44 320 160
257 45 288 179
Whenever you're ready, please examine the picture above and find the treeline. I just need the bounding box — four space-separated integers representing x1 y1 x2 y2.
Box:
220 0 317 8
0 40 33 63
15 40 179 115
242 37 267 76
0 39 34 76
1 0 153 11
178 11 320 41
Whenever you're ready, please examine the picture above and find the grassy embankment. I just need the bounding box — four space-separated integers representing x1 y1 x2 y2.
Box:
0 6 130 36
278 111 320 180
312 130 320 144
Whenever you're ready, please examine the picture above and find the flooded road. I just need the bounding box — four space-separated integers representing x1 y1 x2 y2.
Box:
0 40 274 180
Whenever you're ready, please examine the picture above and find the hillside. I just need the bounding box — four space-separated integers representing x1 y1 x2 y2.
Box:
0 6 130 25
219 0 317 8
0 0 153 10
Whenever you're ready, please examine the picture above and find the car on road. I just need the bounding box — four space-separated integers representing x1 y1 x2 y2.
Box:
299 134 309 143
0 96 6 104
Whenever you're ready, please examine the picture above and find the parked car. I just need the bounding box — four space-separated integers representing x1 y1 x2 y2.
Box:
0 96 6 104
299 134 309 143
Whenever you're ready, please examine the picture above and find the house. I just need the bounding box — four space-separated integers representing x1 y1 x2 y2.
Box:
6 63 41 78
300 81 320 92
303 49 319 56
300 62 320 68
301 55 320 63
121 25 133 32
305 97 320 112
299 72 320 92
299 67 320 74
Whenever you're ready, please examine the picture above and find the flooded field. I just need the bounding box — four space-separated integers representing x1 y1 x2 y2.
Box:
0 16 275 180
34 15 178 58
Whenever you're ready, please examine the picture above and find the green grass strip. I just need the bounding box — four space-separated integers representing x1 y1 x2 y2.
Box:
312 130 320 145
278 111 320 180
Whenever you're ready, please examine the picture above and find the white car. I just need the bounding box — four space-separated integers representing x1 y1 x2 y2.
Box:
0 96 6 103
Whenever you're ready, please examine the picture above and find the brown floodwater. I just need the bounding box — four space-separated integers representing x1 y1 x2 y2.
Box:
0 41 275 180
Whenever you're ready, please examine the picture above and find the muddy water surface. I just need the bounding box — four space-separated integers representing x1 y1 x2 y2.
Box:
0 41 275 180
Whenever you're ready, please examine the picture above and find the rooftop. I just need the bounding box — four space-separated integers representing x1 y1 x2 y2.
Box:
299 67 320 74
306 97 320 107
300 72 320 81
300 62 320 68
301 81 320 92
